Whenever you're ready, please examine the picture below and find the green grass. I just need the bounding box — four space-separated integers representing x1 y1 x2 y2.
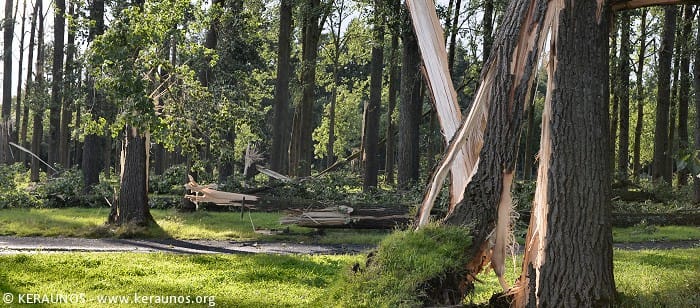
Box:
0 208 698 246
0 249 696 307
0 208 388 245
612 225 700 243
0 252 359 307
466 249 700 306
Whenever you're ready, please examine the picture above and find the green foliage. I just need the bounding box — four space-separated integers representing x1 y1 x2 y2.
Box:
325 225 472 307
149 164 187 195
0 164 42 209
35 168 85 208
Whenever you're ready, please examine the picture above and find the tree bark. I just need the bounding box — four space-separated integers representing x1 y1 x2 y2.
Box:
289 0 321 177
617 12 631 181
20 2 38 166
609 26 619 177
676 5 692 186
481 0 493 65
633 9 647 178
49 0 66 168
271 0 293 175
514 2 615 306
109 127 154 226
694 10 700 203
82 0 105 192
385 32 399 185
652 6 677 183
60 1 76 168
30 1 45 182
397 10 421 190
13 1 27 147
363 0 384 191
2 0 14 163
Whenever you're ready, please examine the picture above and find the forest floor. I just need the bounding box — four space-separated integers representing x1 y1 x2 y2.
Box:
1 235 697 255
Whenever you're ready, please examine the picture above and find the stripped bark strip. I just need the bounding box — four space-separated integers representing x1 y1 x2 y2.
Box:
405 0 470 209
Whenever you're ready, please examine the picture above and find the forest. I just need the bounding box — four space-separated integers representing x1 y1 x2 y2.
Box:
0 0 699 306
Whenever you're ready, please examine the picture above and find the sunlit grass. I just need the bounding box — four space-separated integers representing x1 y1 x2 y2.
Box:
612 225 700 243
0 253 359 307
0 249 696 307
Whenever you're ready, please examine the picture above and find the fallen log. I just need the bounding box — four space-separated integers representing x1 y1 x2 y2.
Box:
280 206 411 229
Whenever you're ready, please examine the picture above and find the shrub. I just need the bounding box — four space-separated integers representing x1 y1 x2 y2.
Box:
149 164 187 195
0 163 42 208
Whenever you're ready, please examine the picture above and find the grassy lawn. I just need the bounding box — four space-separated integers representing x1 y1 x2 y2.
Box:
0 249 697 307
0 208 389 245
0 208 698 246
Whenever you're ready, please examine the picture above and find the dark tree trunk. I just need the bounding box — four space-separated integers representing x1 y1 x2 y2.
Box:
694 10 700 203
397 10 421 190
385 32 399 185
617 12 631 181
652 6 677 183
13 1 26 146
271 0 293 175
109 127 154 226
363 0 384 191
676 5 692 186
609 26 619 177
289 0 321 177
481 0 493 64
522 76 538 180
49 0 66 168
447 0 462 72
82 0 105 192
60 1 76 168
668 20 681 185
30 1 45 182
20 2 38 166
633 9 647 178
515 2 615 306
2 0 13 119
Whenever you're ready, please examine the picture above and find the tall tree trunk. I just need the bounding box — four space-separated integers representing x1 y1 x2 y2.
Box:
668 19 681 185
109 127 154 226
514 2 615 306
20 2 38 166
609 26 619 177
693 10 700 203
397 10 421 190
652 6 677 183
447 0 462 73
60 1 76 168
49 0 66 168
522 76 538 180
617 12 631 181
676 5 692 186
30 1 45 182
363 0 384 191
633 9 648 178
82 0 105 192
481 0 493 64
385 32 399 185
14 0 27 146
2 0 14 162
271 0 293 175
289 0 321 177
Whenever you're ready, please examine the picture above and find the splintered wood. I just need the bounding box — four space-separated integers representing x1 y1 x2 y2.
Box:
405 0 471 211
280 206 410 229
184 176 259 207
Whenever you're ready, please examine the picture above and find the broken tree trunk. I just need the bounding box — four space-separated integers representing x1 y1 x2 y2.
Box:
407 0 555 303
280 206 410 229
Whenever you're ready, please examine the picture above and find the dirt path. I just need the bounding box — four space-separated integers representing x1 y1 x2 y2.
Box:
0 236 697 255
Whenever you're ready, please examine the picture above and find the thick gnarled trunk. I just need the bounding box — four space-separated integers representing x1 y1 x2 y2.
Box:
513 1 615 306
109 127 154 227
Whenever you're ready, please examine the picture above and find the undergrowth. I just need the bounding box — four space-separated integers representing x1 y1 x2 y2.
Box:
324 225 472 307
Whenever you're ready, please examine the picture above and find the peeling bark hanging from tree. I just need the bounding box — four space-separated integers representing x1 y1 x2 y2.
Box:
405 0 471 211
408 0 556 302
